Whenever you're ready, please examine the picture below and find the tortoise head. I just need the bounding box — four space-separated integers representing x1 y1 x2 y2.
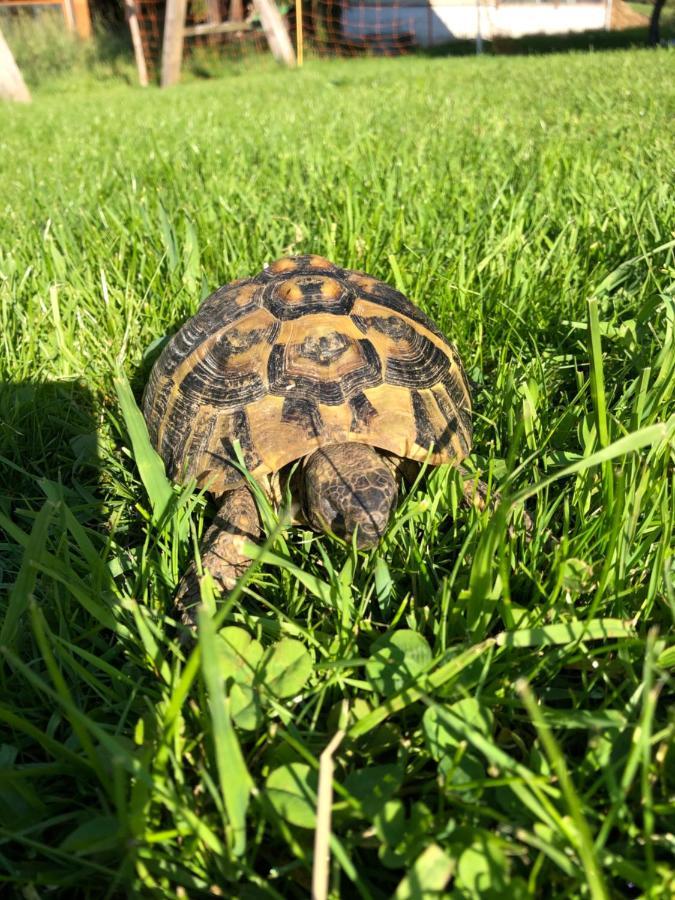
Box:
302 443 398 549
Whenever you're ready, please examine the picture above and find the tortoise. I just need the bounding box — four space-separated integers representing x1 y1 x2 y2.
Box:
143 255 473 622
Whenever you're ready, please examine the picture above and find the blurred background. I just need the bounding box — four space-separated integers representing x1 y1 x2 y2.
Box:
1 0 672 90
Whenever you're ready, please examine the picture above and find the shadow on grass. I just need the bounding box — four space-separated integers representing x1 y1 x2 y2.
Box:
0 380 151 893
420 25 668 58
0 378 99 510
0 379 101 638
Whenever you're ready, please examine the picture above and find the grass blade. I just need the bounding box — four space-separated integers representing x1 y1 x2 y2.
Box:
511 420 673 506
496 618 635 648
517 679 610 900
114 372 173 525
198 606 253 856
587 296 613 504
0 499 53 649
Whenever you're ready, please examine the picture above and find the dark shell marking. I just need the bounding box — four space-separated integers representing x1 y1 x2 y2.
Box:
349 392 378 432
267 338 382 405
143 256 472 494
281 397 324 437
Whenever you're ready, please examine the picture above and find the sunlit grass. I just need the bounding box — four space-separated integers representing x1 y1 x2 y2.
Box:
0 49 674 897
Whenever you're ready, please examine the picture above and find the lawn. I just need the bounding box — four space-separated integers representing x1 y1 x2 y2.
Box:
1 47 674 898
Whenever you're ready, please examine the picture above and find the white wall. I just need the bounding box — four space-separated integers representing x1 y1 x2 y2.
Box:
342 3 609 45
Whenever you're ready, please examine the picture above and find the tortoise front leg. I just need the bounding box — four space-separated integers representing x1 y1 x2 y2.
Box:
175 485 261 629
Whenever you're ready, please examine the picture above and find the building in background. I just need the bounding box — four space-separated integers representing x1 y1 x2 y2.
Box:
341 0 647 48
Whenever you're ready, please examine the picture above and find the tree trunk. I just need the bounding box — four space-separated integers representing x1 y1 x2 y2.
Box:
649 0 667 46
0 26 31 103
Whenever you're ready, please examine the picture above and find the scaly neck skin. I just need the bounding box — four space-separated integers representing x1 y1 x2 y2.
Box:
301 443 399 549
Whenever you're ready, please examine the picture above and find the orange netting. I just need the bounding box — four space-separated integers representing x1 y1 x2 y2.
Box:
136 0 267 76
291 0 418 56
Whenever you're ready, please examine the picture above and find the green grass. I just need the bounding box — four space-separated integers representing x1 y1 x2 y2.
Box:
0 10 137 90
630 0 675 31
629 1 653 12
1 49 674 898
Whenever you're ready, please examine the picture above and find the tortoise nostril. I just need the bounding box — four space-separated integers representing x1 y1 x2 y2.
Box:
329 511 346 535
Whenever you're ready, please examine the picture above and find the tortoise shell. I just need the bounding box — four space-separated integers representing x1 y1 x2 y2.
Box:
143 255 472 496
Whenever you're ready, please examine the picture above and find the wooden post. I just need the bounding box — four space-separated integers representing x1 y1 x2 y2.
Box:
62 0 75 32
71 0 92 39
253 0 296 65
206 0 221 44
0 25 31 103
295 0 303 65
125 0 149 86
161 0 188 87
229 0 244 23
